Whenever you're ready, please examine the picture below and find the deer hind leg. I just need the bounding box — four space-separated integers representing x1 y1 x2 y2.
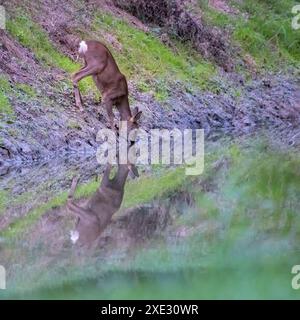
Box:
67 201 97 223
72 64 105 110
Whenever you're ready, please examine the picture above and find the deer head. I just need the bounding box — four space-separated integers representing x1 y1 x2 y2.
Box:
128 107 143 131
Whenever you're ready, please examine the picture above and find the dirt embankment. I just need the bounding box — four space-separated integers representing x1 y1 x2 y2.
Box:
0 0 299 171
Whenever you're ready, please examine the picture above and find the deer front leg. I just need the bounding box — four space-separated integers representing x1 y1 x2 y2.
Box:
67 176 80 219
68 176 79 200
114 164 131 190
74 85 83 111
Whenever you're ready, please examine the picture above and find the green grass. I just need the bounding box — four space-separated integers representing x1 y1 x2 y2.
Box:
0 76 12 93
0 76 14 116
15 83 37 98
122 167 188 208
0 93 12 116
93 12 215 93
0 190 9 214
198 0 300 70
0 192 69 238
6 13 75 72
198 0 234 27
66 120 82 130
6 11 97 97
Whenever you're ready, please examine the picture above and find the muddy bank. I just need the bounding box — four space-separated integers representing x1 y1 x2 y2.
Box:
1 72 299 169
139 73 300 133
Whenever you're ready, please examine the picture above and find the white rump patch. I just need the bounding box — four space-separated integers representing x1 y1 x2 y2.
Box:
78 40 88 54
70 230 79 244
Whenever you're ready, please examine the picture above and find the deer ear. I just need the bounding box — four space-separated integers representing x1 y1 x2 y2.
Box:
134 111 142 122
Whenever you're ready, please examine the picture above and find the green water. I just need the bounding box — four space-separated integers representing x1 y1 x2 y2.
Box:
2 137 300 299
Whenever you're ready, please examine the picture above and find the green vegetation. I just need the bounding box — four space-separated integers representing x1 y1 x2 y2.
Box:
93 12 215 96
0 190 9 214
0 92 12 116
234 0 300 68
15 83 37 98
0 76 14 116
199 0 300 69
0 191 68 238
122 167 188 208
0 76 41 117
67 120 82 130
7 14 75 72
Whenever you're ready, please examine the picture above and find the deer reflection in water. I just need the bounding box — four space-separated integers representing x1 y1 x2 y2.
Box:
67 163 139 248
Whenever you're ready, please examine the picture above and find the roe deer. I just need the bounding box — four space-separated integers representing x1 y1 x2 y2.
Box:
72 40 142 131
67 163 139 248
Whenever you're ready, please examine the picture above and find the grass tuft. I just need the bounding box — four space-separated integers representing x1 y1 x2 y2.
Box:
0 76 14 116
198 0 300 70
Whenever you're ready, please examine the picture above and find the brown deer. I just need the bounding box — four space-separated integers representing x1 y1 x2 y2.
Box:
67 163 139 248
72 40 142 131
